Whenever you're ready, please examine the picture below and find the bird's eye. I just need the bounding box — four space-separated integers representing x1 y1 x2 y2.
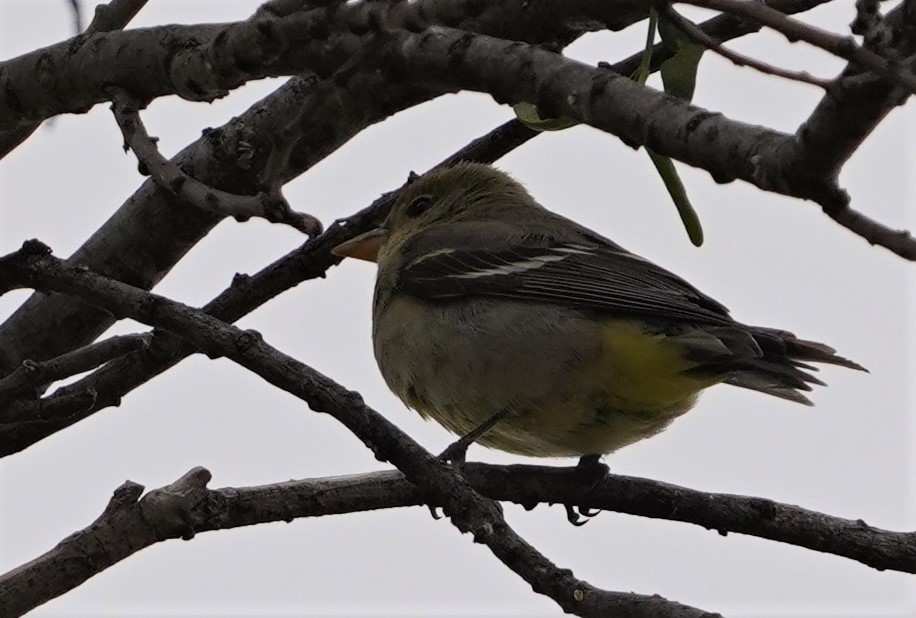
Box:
405 194 434 219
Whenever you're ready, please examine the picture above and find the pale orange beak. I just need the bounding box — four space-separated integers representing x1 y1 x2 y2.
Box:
332 228 388 263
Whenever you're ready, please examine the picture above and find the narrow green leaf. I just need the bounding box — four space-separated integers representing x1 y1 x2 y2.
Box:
647 149 704 246
512 102 579 132
631 8 658 85
629 9 705 246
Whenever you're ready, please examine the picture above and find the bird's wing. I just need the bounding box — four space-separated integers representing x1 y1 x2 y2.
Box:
396 230 734 325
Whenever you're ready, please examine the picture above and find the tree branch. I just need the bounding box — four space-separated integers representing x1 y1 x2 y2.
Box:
0 333 150 408
66 0 84 33
793 0 916 177
851 0 894 51
678 0 916 94
0 0 150 160
3 461 913 615
109 89 322 236
386 27 916 258
0 0 648 132
386 29 797 198
660 5 832 89
473 464 916 573
84 0 149 33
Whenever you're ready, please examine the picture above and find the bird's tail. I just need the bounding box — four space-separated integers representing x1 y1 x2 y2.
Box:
678 325 866 405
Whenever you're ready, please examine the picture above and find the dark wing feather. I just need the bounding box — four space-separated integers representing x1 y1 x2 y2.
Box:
397 239 734 325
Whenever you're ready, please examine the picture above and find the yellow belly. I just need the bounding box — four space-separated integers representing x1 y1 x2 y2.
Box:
377 296 720 457
586 320 719 411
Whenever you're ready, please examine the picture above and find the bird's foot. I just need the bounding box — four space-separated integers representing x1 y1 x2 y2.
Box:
576 453 609 478
564 454 609 526
438 438 471 464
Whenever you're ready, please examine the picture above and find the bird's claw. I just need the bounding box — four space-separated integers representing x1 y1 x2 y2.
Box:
565 504 602 526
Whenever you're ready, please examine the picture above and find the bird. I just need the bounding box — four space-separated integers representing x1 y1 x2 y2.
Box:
333 162 864 461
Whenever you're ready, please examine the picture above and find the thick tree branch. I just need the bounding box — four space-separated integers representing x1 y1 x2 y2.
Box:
387 27 916 258
0 0 648 132
388 29 802 199
3 461 912 615
0 467 427 616
0 242 715 618
0 0 150 160
793 1 916 177
475 464 916 573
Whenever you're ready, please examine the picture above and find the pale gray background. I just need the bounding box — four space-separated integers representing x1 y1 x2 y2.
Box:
1 1 914 616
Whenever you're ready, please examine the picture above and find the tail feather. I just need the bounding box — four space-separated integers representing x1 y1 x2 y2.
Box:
723 373 815 406
789 360 820 372
749 326 867 372
676 324 866 405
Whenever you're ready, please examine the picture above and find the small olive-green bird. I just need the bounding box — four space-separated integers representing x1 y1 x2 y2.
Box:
333 163 864 459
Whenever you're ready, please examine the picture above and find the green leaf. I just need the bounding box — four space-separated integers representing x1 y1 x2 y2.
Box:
512 102 579 132
658 12 706 102
629 10 705 246
647 149 704 247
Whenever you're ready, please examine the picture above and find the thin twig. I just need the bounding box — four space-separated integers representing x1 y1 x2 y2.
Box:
677 0 916 94
66 0 84 33
826 202 916 258
851 0 893 51
0 334 151 407
109 89 323 236
84 0 148 33
661 5 832 88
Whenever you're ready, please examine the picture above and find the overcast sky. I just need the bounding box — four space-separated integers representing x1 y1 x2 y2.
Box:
1 1 914 616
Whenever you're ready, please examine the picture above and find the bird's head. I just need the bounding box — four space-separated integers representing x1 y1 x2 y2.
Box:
332 163 535 263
